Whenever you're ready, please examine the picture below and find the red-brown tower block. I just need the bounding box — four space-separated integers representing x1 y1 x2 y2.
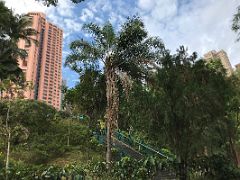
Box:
18 12 63 110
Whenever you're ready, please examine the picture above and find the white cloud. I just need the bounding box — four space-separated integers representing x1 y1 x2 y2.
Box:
137 0 240 66
81 0 131 27
4 0 240 71
4 0 47 14
80 8 94 22
54 0 75 17
138 0 155 12
64 19 82 32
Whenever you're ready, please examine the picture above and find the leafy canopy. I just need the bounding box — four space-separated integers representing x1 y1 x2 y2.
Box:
65 17 165 79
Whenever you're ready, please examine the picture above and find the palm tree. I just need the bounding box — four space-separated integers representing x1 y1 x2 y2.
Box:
0 1 37 80
65 17 165 167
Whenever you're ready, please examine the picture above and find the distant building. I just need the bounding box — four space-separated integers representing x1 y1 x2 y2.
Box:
235 63 240 71
18 12 63 109
204 50 233 76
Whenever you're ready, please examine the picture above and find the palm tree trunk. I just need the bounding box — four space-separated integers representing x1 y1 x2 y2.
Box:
106 119 112 168
105 67 119 169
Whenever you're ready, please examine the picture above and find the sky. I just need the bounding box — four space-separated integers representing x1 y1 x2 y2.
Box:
4 0 240 88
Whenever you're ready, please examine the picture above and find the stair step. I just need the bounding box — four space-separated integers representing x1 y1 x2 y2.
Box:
153 171 176 180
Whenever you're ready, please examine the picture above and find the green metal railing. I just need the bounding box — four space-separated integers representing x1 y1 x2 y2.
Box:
114 130 172 161
94 129 173 161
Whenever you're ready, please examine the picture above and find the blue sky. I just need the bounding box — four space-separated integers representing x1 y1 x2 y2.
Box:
5 0 240 87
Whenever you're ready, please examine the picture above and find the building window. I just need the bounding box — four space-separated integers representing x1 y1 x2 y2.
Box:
25 40 31 48
22 60 27 66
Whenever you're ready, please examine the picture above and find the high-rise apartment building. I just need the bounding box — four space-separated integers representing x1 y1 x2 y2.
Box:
235 63 240 71
18 12 63 109
204 50 233 76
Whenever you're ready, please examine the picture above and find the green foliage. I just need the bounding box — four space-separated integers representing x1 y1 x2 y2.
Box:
65 17 165 165
0 100 56 135
65 16 164 75
87 156 172 180
0 99 99 165
0 156 173 180
191 153 240 180
118 46 239 179
0 163 86 180
113 156 139 179
151 48 236 179
87 161 108 179
64 68 106 129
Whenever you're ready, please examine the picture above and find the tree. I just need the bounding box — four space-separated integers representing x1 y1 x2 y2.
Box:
145 47 234 180
232 5 240 41
64 67 106 129
0 79 30 180
225 69 240 166
0 2 37 81
65 17 164 167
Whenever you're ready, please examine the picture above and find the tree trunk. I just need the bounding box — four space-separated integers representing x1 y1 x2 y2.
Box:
5 131 11 180
227 121 239 167
67 118 70 146
65 103 72 147
106 119 112 168
5 96 11 180
229 136 239 166
105 67 119 169
179 159 188 180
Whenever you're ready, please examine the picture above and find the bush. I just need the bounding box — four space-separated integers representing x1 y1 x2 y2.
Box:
0 163 86 180
87 156 173 180
28 149 50 165
190 153 240 180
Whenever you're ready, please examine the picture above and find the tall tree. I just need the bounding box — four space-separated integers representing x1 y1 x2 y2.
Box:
225 69 240 166
147 47 233 180
65 17 164 167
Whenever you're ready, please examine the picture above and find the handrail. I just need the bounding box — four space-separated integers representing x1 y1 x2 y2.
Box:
94 129 173 161
114 131 172 161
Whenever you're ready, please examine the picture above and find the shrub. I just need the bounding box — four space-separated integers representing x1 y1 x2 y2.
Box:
190 153 240 180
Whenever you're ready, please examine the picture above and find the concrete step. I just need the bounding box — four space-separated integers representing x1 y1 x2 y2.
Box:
112 137 143 160
153 170 177 180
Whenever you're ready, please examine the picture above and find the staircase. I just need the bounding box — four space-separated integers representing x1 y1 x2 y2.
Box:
114 131 176 180
153 170 177 180
95 130 176 180
112 137 143 160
